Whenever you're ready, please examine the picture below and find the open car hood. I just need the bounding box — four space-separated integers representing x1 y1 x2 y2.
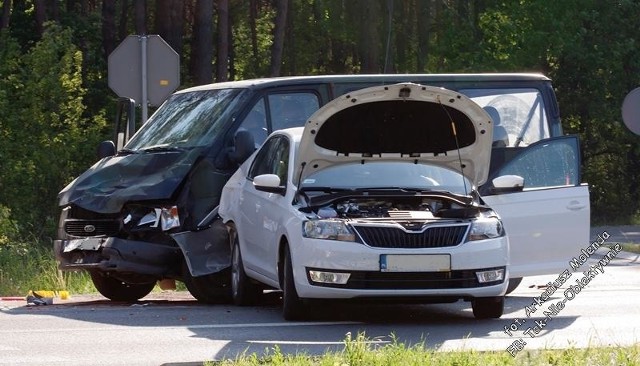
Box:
295 83 494 187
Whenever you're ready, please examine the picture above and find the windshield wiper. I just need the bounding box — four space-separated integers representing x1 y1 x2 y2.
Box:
140 145 187 153
117 148 138 155
354 186 426 192
300 186 353 193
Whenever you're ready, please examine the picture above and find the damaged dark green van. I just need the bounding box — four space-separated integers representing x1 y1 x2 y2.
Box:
54 73 589 302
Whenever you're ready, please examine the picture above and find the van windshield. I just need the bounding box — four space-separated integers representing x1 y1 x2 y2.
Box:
461 88 549 147
125 88 244 151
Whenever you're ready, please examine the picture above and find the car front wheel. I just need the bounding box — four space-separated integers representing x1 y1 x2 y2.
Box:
282 245 305 320
472 296 504 319
90 271 155 302
231 234 262 305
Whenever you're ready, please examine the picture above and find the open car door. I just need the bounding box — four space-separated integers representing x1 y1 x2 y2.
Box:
481 135 590 279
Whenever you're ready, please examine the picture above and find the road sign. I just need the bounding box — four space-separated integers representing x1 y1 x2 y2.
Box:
108 35 180 121
622 87 640 135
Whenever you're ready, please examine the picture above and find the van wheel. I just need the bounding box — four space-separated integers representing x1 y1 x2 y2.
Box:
472 296 504 319
183 264 231 304
90 271 155 302
506 277 523 294
231 235 262 305
282 245 305 320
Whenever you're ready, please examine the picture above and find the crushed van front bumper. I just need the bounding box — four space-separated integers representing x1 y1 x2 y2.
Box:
54 237 181 276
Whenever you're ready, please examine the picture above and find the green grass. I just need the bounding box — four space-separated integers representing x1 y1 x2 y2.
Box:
618 244 640 255
204 332 640 366
0 240 187 297
0 243 95 296
604 243 640 255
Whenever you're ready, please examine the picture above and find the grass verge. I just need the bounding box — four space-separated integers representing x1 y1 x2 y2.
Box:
205 332 639 365
604 243 640 255
0 243 95 296
0 241 186 297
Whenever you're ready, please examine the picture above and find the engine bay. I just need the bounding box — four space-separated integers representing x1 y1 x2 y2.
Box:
310 195 487 220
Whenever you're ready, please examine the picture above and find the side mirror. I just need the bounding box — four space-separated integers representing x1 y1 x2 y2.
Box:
97 140 116 159
491 175 524 194
253 174 286 195
228 130 256 166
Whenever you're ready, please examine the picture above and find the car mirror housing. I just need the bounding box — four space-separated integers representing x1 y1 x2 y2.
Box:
491 175 524 194
253 174 286 195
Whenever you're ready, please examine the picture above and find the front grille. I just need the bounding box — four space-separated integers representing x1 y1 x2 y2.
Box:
64 219 120 237
353 224 468 248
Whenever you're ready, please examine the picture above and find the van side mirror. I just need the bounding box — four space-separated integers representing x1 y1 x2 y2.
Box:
228 130 256 166
97 140 116 159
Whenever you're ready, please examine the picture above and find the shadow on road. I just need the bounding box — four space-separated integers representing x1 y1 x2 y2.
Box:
1 287 581 360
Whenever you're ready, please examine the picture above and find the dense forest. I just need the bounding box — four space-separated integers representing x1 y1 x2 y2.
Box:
0 0 639 249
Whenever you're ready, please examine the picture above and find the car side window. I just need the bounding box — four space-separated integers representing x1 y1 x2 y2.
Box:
247 136 290 186
268 93 320 130
492 136 580 189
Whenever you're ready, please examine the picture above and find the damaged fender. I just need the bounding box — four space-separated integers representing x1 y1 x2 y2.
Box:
171 219 231 277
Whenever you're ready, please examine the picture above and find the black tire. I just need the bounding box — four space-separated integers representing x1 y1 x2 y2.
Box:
90 271 155 302
231 234 262 305
506 277 523 295
282 245 305 320
472 296 505 319
183 264 231 304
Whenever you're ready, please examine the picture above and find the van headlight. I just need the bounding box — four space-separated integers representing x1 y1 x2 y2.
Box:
467 217 504 241
124 205 180 231
302 220 355 242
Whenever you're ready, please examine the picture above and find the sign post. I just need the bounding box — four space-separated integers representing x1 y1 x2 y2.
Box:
108 35 180 124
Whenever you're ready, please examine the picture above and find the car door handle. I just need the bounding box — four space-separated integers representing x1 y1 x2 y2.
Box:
566 201 587 211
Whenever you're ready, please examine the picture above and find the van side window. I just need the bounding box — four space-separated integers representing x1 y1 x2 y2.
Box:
268 93 320 130
239 99 268 147
461 88 550 147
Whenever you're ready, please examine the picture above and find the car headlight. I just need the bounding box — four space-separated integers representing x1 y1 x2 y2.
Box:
467 217 504 241
302 220 356 242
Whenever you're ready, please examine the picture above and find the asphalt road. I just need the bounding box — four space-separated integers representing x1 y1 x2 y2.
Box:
1 246 639 365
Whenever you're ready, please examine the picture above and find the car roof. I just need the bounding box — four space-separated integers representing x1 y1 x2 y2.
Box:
177 73 551 93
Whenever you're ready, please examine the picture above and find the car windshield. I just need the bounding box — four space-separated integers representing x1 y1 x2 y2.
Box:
300 162 473 196
125 88 244 151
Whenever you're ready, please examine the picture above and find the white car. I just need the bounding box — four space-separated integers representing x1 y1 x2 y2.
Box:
219 83 524 320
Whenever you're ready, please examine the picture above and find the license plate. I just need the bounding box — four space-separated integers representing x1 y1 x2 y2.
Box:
380 254 451 272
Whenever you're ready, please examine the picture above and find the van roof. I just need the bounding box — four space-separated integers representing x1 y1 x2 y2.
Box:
177 73 551 93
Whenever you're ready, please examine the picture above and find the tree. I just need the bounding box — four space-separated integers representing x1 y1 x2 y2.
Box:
1 0 12 30
216 0 229 82
101 0 116 60
355 0 381 73
134 0 147 35
269 0 287 76
191 0 214 84
155 0 184 56
415 0 431 72
0 25 107 238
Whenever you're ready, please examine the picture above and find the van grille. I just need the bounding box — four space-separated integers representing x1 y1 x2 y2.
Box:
64 219 120 237
353 224 468 248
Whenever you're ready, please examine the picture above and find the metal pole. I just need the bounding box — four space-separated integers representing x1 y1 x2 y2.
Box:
141 35 148 124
